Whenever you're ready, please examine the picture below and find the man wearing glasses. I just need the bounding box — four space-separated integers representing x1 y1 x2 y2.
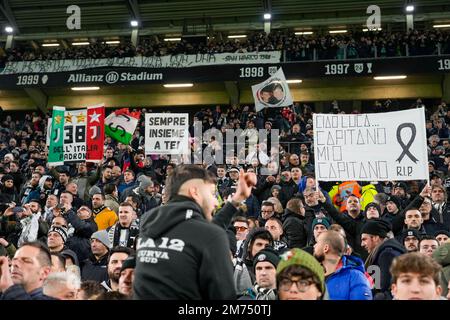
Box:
258 201 276 226
232 216 249 259
420 196 448 236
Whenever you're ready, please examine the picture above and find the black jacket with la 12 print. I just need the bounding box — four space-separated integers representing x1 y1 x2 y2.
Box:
134 195 236 300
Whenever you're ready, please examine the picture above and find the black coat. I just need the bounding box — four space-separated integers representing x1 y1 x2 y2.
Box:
367 238 406 295
0 285 56 300
64 210 98 262
0 186 20 204
279 180 298 207
254 177 274 203
423 216 449 235
434 203 450 231
281 209 308 249
81 253 109 283
322 200 368 260
390 195 447 237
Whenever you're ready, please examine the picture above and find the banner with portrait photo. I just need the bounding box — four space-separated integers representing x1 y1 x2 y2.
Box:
251 67 294 112
313 108 428 181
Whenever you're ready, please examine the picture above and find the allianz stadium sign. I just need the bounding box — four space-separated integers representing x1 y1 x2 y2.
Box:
0 55 449 89
67 71 163 84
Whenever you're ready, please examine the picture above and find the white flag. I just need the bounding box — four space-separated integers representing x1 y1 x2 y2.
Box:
251 67 293 112
313 108 429 182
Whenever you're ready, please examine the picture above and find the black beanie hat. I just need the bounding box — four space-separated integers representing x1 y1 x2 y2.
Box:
386 195 402 210
120 255 136 272
1 174 14 183
253 247 281 270
402 229 420 242
48 226 68 243
360 218 391 238
434 230 450 238
365 202 381 214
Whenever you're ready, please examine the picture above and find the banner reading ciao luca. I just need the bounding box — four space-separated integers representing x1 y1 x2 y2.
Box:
313 108 428 182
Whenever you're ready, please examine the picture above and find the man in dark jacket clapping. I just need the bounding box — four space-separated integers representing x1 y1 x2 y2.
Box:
65 206 98 262
282 198 309 249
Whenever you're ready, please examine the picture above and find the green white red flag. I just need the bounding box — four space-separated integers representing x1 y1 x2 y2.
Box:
105 108 141 145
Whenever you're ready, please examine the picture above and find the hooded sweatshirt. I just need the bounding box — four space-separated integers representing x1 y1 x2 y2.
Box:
133 195 236 300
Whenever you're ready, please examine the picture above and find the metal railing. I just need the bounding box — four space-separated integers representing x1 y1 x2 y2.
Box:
284 42 449 62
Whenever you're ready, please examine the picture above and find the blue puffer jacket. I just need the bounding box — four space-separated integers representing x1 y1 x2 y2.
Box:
326 255 373 300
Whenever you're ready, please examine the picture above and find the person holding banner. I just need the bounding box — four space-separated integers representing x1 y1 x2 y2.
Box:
317 191 369 260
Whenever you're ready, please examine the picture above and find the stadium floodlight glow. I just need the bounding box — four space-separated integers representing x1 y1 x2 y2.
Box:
71 86 100 91
5 26 13 33
228 35 247 39
130 20 139 27
163 83 194 88
433 24 450 28
329 29 347 34
105 40 120 44
164 37 182 41
42 43 60 47
295 31 313 35
286 79 303 84
406 5 415 12
374 75 407 80
263 13 271 20
363 28 382 32
72 42 90 46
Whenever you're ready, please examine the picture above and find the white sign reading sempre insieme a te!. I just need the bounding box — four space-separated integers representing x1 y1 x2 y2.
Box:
145 113 189 155
313 108 428 182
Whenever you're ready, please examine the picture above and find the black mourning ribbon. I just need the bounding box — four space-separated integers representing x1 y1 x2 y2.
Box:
396 123 419 163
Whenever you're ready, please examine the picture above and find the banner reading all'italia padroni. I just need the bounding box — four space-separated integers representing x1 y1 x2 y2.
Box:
313 108 428 181
48 104 105 165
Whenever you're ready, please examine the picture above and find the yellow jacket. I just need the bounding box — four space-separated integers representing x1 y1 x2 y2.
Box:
360 184 378 211
94 207 118 230
328 182 378 211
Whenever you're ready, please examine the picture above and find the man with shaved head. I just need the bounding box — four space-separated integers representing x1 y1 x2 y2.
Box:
314 230 372 300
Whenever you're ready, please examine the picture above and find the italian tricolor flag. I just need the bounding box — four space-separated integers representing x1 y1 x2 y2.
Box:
105 108 141 145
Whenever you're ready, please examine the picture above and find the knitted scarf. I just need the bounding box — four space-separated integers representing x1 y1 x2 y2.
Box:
364 239 386 270
93 205 107 216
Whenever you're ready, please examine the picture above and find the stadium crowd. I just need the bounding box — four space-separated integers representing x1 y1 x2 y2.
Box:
1 28 450 67
0 97 450 300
